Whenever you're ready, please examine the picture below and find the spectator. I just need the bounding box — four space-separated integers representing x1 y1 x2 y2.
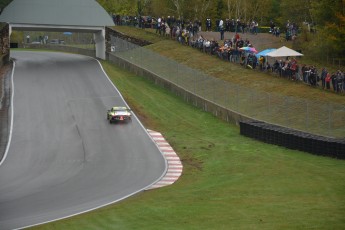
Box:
309 66 318 86
193 20 199 36
139 14 344 94
171 16 176 27
236 19 241 33
230 19 235 32
161 22 166 36
225 19 230 32
254 21 259 34
325 72 331 90
269 20 275 33
289 59 298 80
321 68 327 89
215 19 220 32
302 65 309 83
331 72 337 91
343 72 345 92
259 56 265 70
336 70 344 93
156 17 161 34
165 24 171 37
272 27 280 37
167 16 171 27
198 20 202 32
219 19 224 40
234 33 240 42
206 18 212 31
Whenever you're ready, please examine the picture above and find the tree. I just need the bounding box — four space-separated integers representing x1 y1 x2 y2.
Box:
97 0 137 15
190 0 212 22
279 0 312 26
169 0 186 19
137 0 151 16
226 0 235 19
215 0 224 20
268 0 281 24
246 0 271 23
311 0 345 57
0 0 13 14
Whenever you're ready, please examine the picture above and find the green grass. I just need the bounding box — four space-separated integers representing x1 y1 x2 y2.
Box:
113 36 345 137
32 61 345 230
112 26 165 44
65 44 95 50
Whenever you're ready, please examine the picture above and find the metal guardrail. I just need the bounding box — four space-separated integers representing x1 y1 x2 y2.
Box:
111 36 345 138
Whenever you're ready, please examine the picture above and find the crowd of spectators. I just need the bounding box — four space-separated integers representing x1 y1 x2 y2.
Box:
319 68 345 93
113 15 345 94
269 20 298 41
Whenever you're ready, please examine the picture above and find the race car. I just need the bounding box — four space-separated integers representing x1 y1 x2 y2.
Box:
107 106 132 123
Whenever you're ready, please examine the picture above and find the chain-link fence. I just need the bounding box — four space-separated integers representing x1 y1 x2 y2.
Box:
110 36 345 138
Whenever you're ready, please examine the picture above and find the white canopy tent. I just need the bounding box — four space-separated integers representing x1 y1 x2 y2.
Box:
266 46 303 57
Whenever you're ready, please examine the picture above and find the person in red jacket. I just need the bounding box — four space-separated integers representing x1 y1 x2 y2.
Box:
325 72 331 90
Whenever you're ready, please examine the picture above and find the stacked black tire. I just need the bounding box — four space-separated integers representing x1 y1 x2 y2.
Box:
240 121 345 159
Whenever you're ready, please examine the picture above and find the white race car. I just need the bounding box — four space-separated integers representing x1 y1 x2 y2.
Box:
107 106 132 123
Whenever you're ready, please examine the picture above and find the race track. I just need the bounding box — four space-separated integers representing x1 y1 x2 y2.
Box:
0 51 166 229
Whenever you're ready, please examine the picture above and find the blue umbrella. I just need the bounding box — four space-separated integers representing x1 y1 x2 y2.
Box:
63 32 72 35
255 48 276 58
240 46 258 53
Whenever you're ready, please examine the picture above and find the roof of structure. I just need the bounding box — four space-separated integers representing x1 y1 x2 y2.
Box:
0 0 114 27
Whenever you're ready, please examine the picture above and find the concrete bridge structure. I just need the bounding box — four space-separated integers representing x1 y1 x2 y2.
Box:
0 0 114 59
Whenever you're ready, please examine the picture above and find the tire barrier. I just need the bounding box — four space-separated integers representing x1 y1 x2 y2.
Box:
240 121 345 159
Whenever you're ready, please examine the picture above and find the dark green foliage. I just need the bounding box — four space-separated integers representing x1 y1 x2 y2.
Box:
0 0 12 12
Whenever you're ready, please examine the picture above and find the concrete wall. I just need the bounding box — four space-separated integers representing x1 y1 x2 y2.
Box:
20 43 96 58
94 29 106 59
0 64 11 163
0 23 11 163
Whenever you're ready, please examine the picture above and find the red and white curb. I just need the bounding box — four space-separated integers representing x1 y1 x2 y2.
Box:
146 129 183 190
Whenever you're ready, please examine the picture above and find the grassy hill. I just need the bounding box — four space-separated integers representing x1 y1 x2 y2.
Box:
113 26 344 105
32 28 345 230
110 26 344 138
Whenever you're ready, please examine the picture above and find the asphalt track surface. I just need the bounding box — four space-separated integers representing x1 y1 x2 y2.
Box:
0 51 167 229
